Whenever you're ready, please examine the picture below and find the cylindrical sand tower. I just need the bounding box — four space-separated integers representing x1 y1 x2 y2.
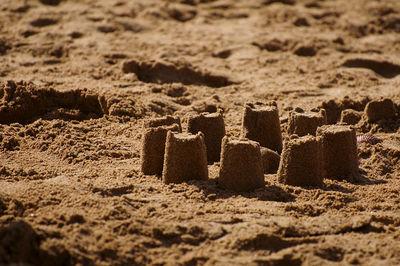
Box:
140 124 180 175
219 137 265 192
241 102 282 153
187 111 225 164
288 109 327 136
278 135 324 187
162 132 208 184
316 125 359 181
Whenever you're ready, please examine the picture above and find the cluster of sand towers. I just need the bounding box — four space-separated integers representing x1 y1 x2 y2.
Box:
140 99 395 192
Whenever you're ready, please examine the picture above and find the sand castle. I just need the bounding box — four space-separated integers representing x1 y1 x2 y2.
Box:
140 116 181 175
187 111 225 164
218 137 265 192
278 135 323 187
139 98 390 189
340 109 362 125
162 131 208 184
316 125 359 181
288 109 327 136
140 124 180 175
241 102 282 153
364 98 396 123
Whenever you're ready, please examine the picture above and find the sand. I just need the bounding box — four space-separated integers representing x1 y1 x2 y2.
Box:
0 0 400 265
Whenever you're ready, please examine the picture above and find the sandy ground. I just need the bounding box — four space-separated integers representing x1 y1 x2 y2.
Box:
1 0 400 265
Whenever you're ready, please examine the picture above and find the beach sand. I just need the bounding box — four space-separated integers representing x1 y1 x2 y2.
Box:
1 0 400 265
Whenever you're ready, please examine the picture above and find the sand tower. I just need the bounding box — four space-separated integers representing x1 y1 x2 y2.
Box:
316 125 359 181
364 98 396 123
140 124 180 175
340 109 362 125
162 132 208 184
187 111 225 164
278 135 323 187
140 116 181 175
219 137 265 192
241 102 282 153
288 109 327 136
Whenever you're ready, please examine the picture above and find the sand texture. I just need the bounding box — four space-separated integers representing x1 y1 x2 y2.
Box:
1 0 400 265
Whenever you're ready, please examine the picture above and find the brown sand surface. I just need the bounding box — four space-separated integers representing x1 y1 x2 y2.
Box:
1 0 400 265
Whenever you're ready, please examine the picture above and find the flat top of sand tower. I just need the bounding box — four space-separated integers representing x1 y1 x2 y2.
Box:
172 132 201 140
245 101 278 110
189 111 223 122
227 138 260 146
144 115 180 128
199 111 222 117
193 109 222 117
247 105 277 112
145 123 180 131
288 135 318 145
293 111 323 118
317 124 353 134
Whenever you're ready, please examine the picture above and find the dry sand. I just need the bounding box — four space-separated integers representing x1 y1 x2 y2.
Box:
1 0 400 265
